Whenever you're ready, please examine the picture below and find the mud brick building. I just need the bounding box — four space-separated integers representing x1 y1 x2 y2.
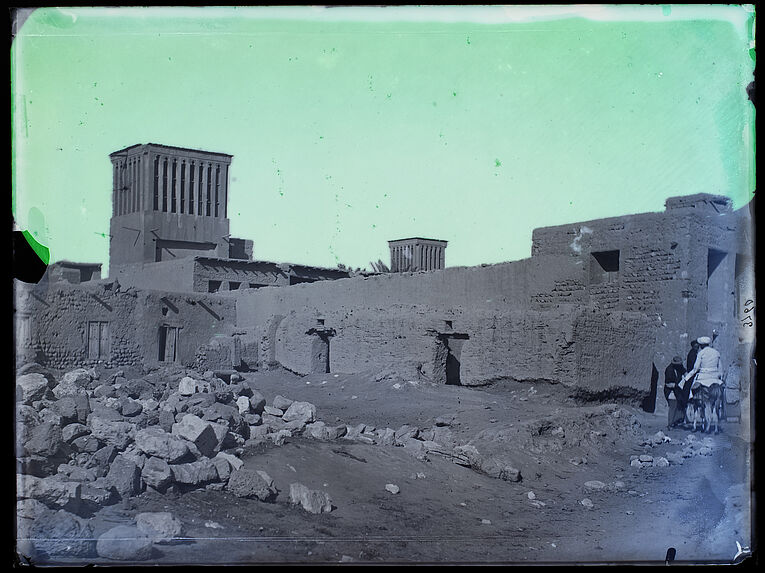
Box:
13 142 755 415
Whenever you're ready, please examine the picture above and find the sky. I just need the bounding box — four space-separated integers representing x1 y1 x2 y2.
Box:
11 5 756 275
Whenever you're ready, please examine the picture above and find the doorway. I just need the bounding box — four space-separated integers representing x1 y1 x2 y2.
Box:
158 325 180 362
433 333 469 385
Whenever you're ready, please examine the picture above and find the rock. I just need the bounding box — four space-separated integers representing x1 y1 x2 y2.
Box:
17 498 50 520
171 414 219 458
698 446 713 456
53 395 89 425
289 482 333 514
655 457 670 468
134 427 190 463
638 454 654 463
16 374 49 405
105 455 142 498
71 435 101 454
178 377 197 396
62 368 93 388
88 415 136 450
580 498 594 509
17 474 82 512
282 401 316 424
385 483 400 494
141 457 174 491
30 509 96 558
211 456 232 482
215 452 244 471
136 512 183 544
170 460 219 486
263 405 284 417
666 451 684 465
434 415 454 427
39 408 64 427
248 390 266 414
57 464 97 482
630 459 642 468
305 421 347 441
94 384 117 399
24 422 65 457
227 469 278 501
120 398 143 418
96 525 154 561
272 395 294 410
584 480 607 491
86 445 118 474
269 429 292 446
394 424 419 444
80 483 117 507
377 428 396 446
236 396 251 415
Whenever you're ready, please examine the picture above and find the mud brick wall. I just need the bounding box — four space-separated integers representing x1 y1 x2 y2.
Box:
133 290 236 369
14 280 236 371
573 309 657 393
192 260 289 292
235 254 580 329
112 258 196 293
14 281 143 370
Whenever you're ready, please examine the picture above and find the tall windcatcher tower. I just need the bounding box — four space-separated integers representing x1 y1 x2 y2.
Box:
108 143 237 274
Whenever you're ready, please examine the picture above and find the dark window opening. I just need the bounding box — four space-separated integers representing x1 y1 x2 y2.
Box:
208 280 222 293
590 250 620 284
317 318 325 325
215 166 220 217
290 276 317 285
153 157 159 210
158 325 179 362
206 165 212 216
189 161 195 214
198 164 204 215
707 248 728 322
248 283 266 289
162 159 168 212
445 320 453 329
180 161 186 213
229 281 241 291
87 321 110 361
171 160 177 213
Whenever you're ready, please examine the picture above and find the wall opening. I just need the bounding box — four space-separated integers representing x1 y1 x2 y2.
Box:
707 248 728 322
290 276 317 285
229 281 241 291
433 333 469 385
590 250 620 284
158 325 179 362
208 280 222 293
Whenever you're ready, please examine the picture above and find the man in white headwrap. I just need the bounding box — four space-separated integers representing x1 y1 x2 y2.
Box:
683 336 722 391
681 336 724 431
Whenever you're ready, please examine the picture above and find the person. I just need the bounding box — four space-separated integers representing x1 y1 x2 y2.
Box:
682 336 723 428
686 339 700 373
663 356 686 429
684 336 722 391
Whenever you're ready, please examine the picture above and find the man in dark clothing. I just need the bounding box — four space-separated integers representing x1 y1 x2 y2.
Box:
686 340 700 373
664 356 687 429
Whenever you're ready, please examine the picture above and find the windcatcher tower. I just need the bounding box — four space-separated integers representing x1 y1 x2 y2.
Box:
108 143 235 274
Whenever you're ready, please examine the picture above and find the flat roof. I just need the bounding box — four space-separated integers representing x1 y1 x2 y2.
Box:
110 143 233 158
193 256 350 275
388 237 448 245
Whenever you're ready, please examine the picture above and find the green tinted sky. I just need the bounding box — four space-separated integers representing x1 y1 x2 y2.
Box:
11 6 755 274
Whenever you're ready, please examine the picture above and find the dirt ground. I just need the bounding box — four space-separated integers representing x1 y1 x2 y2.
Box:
41 369 753 565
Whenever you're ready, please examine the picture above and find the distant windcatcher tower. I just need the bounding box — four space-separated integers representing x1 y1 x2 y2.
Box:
108 143 251 273
388 238 447 272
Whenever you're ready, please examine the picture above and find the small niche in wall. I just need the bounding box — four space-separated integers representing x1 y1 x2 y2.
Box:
590 250 620 284
208 280 222 293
